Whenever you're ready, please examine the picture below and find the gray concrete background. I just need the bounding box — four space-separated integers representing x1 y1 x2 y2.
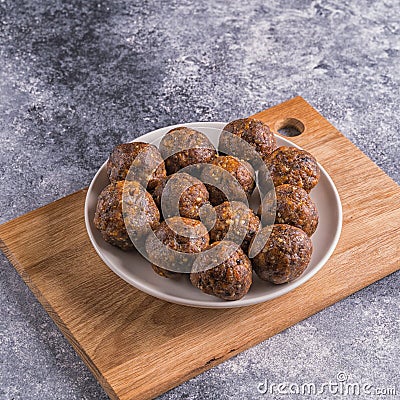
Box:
0 0 399 399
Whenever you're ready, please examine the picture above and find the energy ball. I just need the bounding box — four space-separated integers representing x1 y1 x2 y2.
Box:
151 264 180 279
219 118 277 164
152 172 210 220
206 201 260 253
94 180 160 250
200 155 255 206
259 184 318 236
262 146 320 192
106 142 166 192
159 127 217 175
145 216 209 278
251 224 312 284
190 240 253 301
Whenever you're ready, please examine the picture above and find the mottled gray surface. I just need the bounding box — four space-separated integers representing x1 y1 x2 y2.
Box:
0 0 399 399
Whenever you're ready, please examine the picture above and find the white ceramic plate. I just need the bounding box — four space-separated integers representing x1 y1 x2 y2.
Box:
85 122 342 308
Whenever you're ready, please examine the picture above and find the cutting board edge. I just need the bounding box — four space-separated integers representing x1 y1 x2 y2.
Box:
103 257 400 400
0 236 119 400
253 96 400 191
1 96 400 233
0 188 89 235
1 96 400 400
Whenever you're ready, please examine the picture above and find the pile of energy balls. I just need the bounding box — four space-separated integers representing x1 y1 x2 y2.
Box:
94 118 320 301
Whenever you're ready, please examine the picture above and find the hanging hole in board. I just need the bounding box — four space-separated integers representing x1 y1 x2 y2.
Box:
276 118 305 137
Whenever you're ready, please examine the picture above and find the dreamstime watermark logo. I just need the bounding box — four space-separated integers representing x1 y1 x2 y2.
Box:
257 372 397 396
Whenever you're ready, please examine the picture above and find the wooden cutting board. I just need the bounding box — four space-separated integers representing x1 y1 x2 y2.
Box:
1 97 399 400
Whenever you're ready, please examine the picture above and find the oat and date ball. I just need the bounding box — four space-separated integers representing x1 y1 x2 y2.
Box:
251 224 313 284
190 240 253 301
152 172 209 220
219 118 277 164
145 216 209 278
205 201 260 253
259 184 318 236
94 180 160 250
200 155 255 206
106 142 166 192
159 127 217 175
262 146 320 193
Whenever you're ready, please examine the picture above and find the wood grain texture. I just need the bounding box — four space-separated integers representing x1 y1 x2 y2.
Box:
1 97 399 400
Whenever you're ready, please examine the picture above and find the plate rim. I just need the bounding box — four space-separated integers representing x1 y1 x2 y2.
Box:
84 121 342 308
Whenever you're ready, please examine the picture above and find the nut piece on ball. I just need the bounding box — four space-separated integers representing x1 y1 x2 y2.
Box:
145 216 209 278
261 146 320 193
106 142 166 192
159 127 217 175
201 155 255 206
250 224 312 284
152 172 209 220
259 184 318 236
190 240 253 301
94 180 160 250
206 201 260 254
219 118 277 165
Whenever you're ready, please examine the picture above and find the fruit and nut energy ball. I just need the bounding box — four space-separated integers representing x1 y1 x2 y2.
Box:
251 224 313 284
219 118 277 165
145 216 209 278
159 127 217 175
190 240 253 301
201 155 255 206
259 184 318 236
205 201 260 254
261 146 320 193
106 142 166 192
94 180 160 250
152 172 209 220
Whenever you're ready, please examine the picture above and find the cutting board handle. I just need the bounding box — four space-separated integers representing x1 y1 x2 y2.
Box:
273 117 305 137
251 96 335 147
